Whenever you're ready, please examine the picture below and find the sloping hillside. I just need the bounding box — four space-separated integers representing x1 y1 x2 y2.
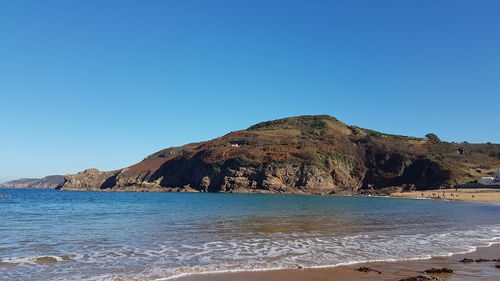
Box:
0 175 65 189
60 115 500 194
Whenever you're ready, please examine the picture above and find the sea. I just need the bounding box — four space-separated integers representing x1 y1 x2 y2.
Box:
1 188 499 281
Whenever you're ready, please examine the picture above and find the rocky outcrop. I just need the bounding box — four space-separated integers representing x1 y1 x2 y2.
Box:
61 169 121 190
459 258 499 263
56 115 500 193
356 266 382 274
423 268 453 274
0 175 65 189
399 276 442 281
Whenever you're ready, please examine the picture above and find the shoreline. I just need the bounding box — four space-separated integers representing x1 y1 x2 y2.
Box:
167 243 500 281
3 187 500 204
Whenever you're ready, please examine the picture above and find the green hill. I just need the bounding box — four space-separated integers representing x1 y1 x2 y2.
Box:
60 115 500 194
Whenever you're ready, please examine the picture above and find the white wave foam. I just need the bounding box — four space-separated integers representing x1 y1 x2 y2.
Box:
3 224 499 281
88 224 500 281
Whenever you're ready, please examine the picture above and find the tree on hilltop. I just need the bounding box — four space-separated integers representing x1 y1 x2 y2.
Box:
426 133 441 144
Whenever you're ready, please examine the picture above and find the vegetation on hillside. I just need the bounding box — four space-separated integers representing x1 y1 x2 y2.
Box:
61 115 500 193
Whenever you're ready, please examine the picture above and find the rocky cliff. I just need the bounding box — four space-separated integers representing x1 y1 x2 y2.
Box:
60 115 500 194
0 175 65 189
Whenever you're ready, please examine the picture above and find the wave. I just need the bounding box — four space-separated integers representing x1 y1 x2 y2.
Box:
2 225 499 281
82 224 500 281
154 241 500 281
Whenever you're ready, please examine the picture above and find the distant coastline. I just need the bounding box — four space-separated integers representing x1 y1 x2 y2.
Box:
0 175 64 189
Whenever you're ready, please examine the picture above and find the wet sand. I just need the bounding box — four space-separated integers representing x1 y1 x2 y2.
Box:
391 188 500 203
171 244 500 281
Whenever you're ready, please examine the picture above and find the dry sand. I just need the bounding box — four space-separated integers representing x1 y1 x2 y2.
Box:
391 188 500 203
171 244 500 281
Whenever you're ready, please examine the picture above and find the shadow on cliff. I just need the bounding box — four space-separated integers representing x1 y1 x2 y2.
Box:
148 150 268 192
149 152 219 191
359 140 452 189
362 156 451 189
100 174 118 189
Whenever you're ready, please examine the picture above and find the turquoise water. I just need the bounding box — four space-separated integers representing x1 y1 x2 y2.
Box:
1 188 500 281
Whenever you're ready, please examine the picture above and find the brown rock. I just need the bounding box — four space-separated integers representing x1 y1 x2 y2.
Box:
423 268 453 274
399 276 442 281
35 256 58 264
356 266 382 274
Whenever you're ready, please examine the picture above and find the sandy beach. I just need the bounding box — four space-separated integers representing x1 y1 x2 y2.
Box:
172 244 500 281
391 188 500 203
168 194 500 281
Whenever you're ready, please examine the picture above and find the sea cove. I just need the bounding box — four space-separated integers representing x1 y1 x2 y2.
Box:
1 189 499 281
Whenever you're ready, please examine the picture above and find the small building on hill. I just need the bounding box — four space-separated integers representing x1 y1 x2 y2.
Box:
228 140 248 147
478 177 496 185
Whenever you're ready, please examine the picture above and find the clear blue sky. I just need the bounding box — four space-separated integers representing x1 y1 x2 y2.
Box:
1 0 499 181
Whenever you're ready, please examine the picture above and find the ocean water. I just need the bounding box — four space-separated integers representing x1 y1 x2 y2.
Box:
1 189 499 281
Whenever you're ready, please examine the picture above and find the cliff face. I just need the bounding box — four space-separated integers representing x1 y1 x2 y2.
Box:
0 175 65 189
60 115 500 194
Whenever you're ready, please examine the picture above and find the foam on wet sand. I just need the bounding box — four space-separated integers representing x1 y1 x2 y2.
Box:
170 244 500 281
